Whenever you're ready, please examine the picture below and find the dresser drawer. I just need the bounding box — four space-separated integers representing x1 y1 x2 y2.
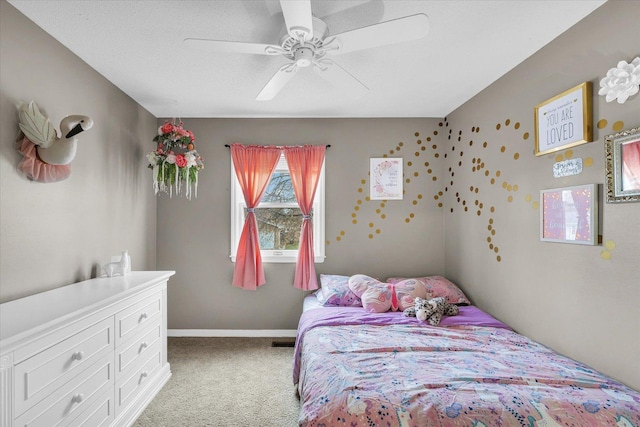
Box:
115 292 161 345
14 317 114 416
117 320 161 376
66 388 114 427
116 348 162 413
14 354 113 427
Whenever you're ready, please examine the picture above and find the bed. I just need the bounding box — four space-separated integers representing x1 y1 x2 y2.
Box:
293 275 640 427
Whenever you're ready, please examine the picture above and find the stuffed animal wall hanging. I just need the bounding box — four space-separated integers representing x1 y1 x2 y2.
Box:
404 296 459 326
16 101 93 182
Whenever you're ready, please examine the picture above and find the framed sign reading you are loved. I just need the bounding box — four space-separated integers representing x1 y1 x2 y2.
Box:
534 82 593 156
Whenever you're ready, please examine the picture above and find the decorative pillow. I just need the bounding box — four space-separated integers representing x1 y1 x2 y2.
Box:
319 274 362 307
387 276 471 305
348 274 427 313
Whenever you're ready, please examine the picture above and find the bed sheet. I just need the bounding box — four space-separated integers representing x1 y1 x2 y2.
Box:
295 305 640 427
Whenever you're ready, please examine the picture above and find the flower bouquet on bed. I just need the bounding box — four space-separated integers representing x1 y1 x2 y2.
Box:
147 120 204 199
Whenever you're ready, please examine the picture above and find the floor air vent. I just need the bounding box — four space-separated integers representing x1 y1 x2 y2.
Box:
271 340 295 347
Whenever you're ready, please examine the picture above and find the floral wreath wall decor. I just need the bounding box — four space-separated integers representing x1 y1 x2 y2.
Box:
147 120 204 199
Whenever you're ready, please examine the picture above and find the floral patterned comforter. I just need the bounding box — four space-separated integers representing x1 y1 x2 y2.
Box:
295 307 640 426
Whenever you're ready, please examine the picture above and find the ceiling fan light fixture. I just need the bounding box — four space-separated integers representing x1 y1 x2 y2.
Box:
294 46 314 67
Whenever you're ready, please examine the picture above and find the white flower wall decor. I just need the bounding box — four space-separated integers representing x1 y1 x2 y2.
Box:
598 57 640 104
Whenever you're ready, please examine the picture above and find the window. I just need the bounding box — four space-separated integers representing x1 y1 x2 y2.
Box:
231 153 325 263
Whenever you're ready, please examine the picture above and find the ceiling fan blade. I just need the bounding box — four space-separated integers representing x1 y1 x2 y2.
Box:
184 38 283 56
256 63 299 101
313 59 369 99
280 0 313 40
328 13 429 55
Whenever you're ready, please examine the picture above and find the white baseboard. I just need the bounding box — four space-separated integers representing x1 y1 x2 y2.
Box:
168 329 297 338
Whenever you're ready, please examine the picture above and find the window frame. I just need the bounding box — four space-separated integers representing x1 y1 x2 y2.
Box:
230 153 325 263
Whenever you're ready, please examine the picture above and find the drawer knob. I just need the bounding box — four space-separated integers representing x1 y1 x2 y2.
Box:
72 393 84 404
72 351 84 361
139 312 148 322
140 342 148 352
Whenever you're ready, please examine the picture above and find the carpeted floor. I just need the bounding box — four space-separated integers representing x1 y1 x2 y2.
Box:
132 337 300 427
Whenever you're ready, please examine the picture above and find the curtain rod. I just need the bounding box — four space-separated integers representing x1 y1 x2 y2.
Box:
224 144 330 148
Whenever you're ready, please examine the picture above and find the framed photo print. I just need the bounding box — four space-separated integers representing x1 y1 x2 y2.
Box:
540 183 598 245
605 126 640 203
534 82 593 156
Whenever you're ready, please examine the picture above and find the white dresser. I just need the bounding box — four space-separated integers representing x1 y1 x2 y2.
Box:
0 271 175 427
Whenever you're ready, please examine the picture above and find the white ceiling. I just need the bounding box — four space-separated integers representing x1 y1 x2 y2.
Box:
8 0 606 118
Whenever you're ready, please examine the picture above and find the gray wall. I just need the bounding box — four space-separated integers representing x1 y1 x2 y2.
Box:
157 118 446 330
445 0 640 390
0 0 158 301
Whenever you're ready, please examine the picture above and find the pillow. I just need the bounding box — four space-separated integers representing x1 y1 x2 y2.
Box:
319 274 362 307
348 274 427 313
386 275 471 305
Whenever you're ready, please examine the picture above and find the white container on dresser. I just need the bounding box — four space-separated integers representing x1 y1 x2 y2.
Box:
0 271 175 427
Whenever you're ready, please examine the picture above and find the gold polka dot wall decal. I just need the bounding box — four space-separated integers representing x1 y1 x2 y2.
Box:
496 123 501 130
389 150 395 155
369 222 374 228
413 200 418 205
597 119 607 129
532 201 539 209
405 218 410 223
421 146 426 151
415 151 420 157
415 132 419 137
407 161 412 166
505 119 511 126
352 212 357 217
564 150 573 159
515 122 520 129
383 154 388 158
502 182 508 189
352 219 357 224
354 205 360 211
376 229 381 234
523 132 529 140
376 208 381 214
584 157 593 167
613 121 624 131
490 178 495 184
381 214 386 219
496 170 501 177
507 184 512 191
601 250 611 260
399 142 404 147
489 243 494 250
340 230 345 236
507 195 513 202
365 196 370 201
525 194 532 202
432 176 438 181
497 255 501 262
604 240 616 250
433 131 438 135
513 185 518 192
395 146 400 151
500 146 506 153
358 187 363 193
418 194 423 199
361 179 366 184
513 153 520 160
483 141 488 148
369 234 374 239
490 206 495 213
336 236 341 241
406 178 411 184
555 154 564 162
380 202 385 208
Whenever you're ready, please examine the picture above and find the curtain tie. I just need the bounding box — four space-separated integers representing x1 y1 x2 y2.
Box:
302 214 312 220
247 208 255 213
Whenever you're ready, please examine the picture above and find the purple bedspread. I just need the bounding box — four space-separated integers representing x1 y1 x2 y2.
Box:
293 305 509 384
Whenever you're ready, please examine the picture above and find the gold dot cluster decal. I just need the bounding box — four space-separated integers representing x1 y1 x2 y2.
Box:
328 127 445 245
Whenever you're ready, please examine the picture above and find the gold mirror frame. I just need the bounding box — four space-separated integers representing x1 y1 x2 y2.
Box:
605 126 640 203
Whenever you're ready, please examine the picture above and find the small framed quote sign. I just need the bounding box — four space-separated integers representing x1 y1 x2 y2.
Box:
370 158 403 200
534 82 593 157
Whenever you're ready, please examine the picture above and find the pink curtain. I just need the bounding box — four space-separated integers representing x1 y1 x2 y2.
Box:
283 145 326 290
230 144 281 290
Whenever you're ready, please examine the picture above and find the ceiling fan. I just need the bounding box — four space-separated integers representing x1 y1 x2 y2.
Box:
184 0 429 101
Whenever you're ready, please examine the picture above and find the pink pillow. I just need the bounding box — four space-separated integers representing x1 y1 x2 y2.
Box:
319 274 362 307
348 275 427 313
387 275 471 305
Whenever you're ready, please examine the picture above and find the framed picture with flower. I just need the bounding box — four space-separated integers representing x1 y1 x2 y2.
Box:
605 126 640 203
534 82 593 157
370 158 402 200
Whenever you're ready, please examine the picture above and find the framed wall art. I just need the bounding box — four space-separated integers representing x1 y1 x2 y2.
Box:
370 158 403 200
540 183 598 245
605 126 640 203
534 82 593 156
